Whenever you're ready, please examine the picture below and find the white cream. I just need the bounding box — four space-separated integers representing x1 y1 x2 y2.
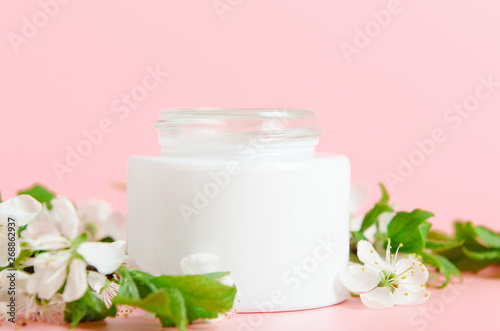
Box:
127 109 350 312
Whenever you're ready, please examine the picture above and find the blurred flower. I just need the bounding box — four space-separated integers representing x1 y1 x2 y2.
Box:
181 253 220 275
340 239 430 309
78 199 126 241
22 196 125 302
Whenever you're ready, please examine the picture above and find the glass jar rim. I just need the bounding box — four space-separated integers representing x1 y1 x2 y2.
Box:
156 108 317 121
154 108 323 139
154 108 322 159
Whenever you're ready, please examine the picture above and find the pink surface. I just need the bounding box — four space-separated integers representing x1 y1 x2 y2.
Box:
1 1 499 232
13 268 500 331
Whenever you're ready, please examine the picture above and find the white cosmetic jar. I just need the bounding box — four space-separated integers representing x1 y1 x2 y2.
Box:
127 108 350 312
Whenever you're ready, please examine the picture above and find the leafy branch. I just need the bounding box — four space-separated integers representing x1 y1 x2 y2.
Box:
350 184 500 288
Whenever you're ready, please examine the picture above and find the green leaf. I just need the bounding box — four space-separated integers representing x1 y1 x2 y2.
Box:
18 184 56 209
359 184 393 232
427 230 454 241
99 236 115 243
474 225 500 249
64 290 117 328
463 247 500 262
454 221 478 243
378 183 390 204
18 224 28 237
115 268 155 300
419 222 432 242
150 275 236 316
360 203 393 232
351 231 367 243
202 272 231 281
420 251 462 288
426 239 464 251
114 290 188 330
387 209 434 253
12 249 32 269
72 232 88 249
113 270 236 331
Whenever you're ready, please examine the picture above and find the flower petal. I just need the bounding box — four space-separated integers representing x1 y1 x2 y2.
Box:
349 215 363 232
395 258 429 285
50 196 80 240
180 253 219 275
340 264 381 293
104 212 127 241
360 286 395 309
218 275 236 288
393 283 430 306
88 271 107 293
23 220 60 237
122 255 140 269
63 258 88 302
110 240 127 253
349 182 368 216
357 240 386 269
0 269 30 301
22 221 70 250
28 254 68 300
377 211 395 233
0 195 42 226
77 200 112 224
0 228 19 267
77 242 125 274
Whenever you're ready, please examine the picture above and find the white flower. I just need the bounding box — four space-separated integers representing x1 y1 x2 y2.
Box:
88 271 120 308
78 199 126 241
0 271 63 325
23 293 65 324
0 195 42 267
22 196 125 302
340 239 430 309
181 253 219 275
0 195 42 226
0 269 30 325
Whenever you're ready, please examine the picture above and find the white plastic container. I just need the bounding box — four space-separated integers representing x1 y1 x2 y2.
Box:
127 109 350 312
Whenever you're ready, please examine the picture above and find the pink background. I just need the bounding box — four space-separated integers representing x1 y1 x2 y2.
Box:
1 0 500 233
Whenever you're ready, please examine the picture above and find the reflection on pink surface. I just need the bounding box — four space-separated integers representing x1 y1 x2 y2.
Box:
15 267 499 331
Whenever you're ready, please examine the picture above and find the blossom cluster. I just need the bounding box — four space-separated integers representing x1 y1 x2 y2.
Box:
0 194 127 325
